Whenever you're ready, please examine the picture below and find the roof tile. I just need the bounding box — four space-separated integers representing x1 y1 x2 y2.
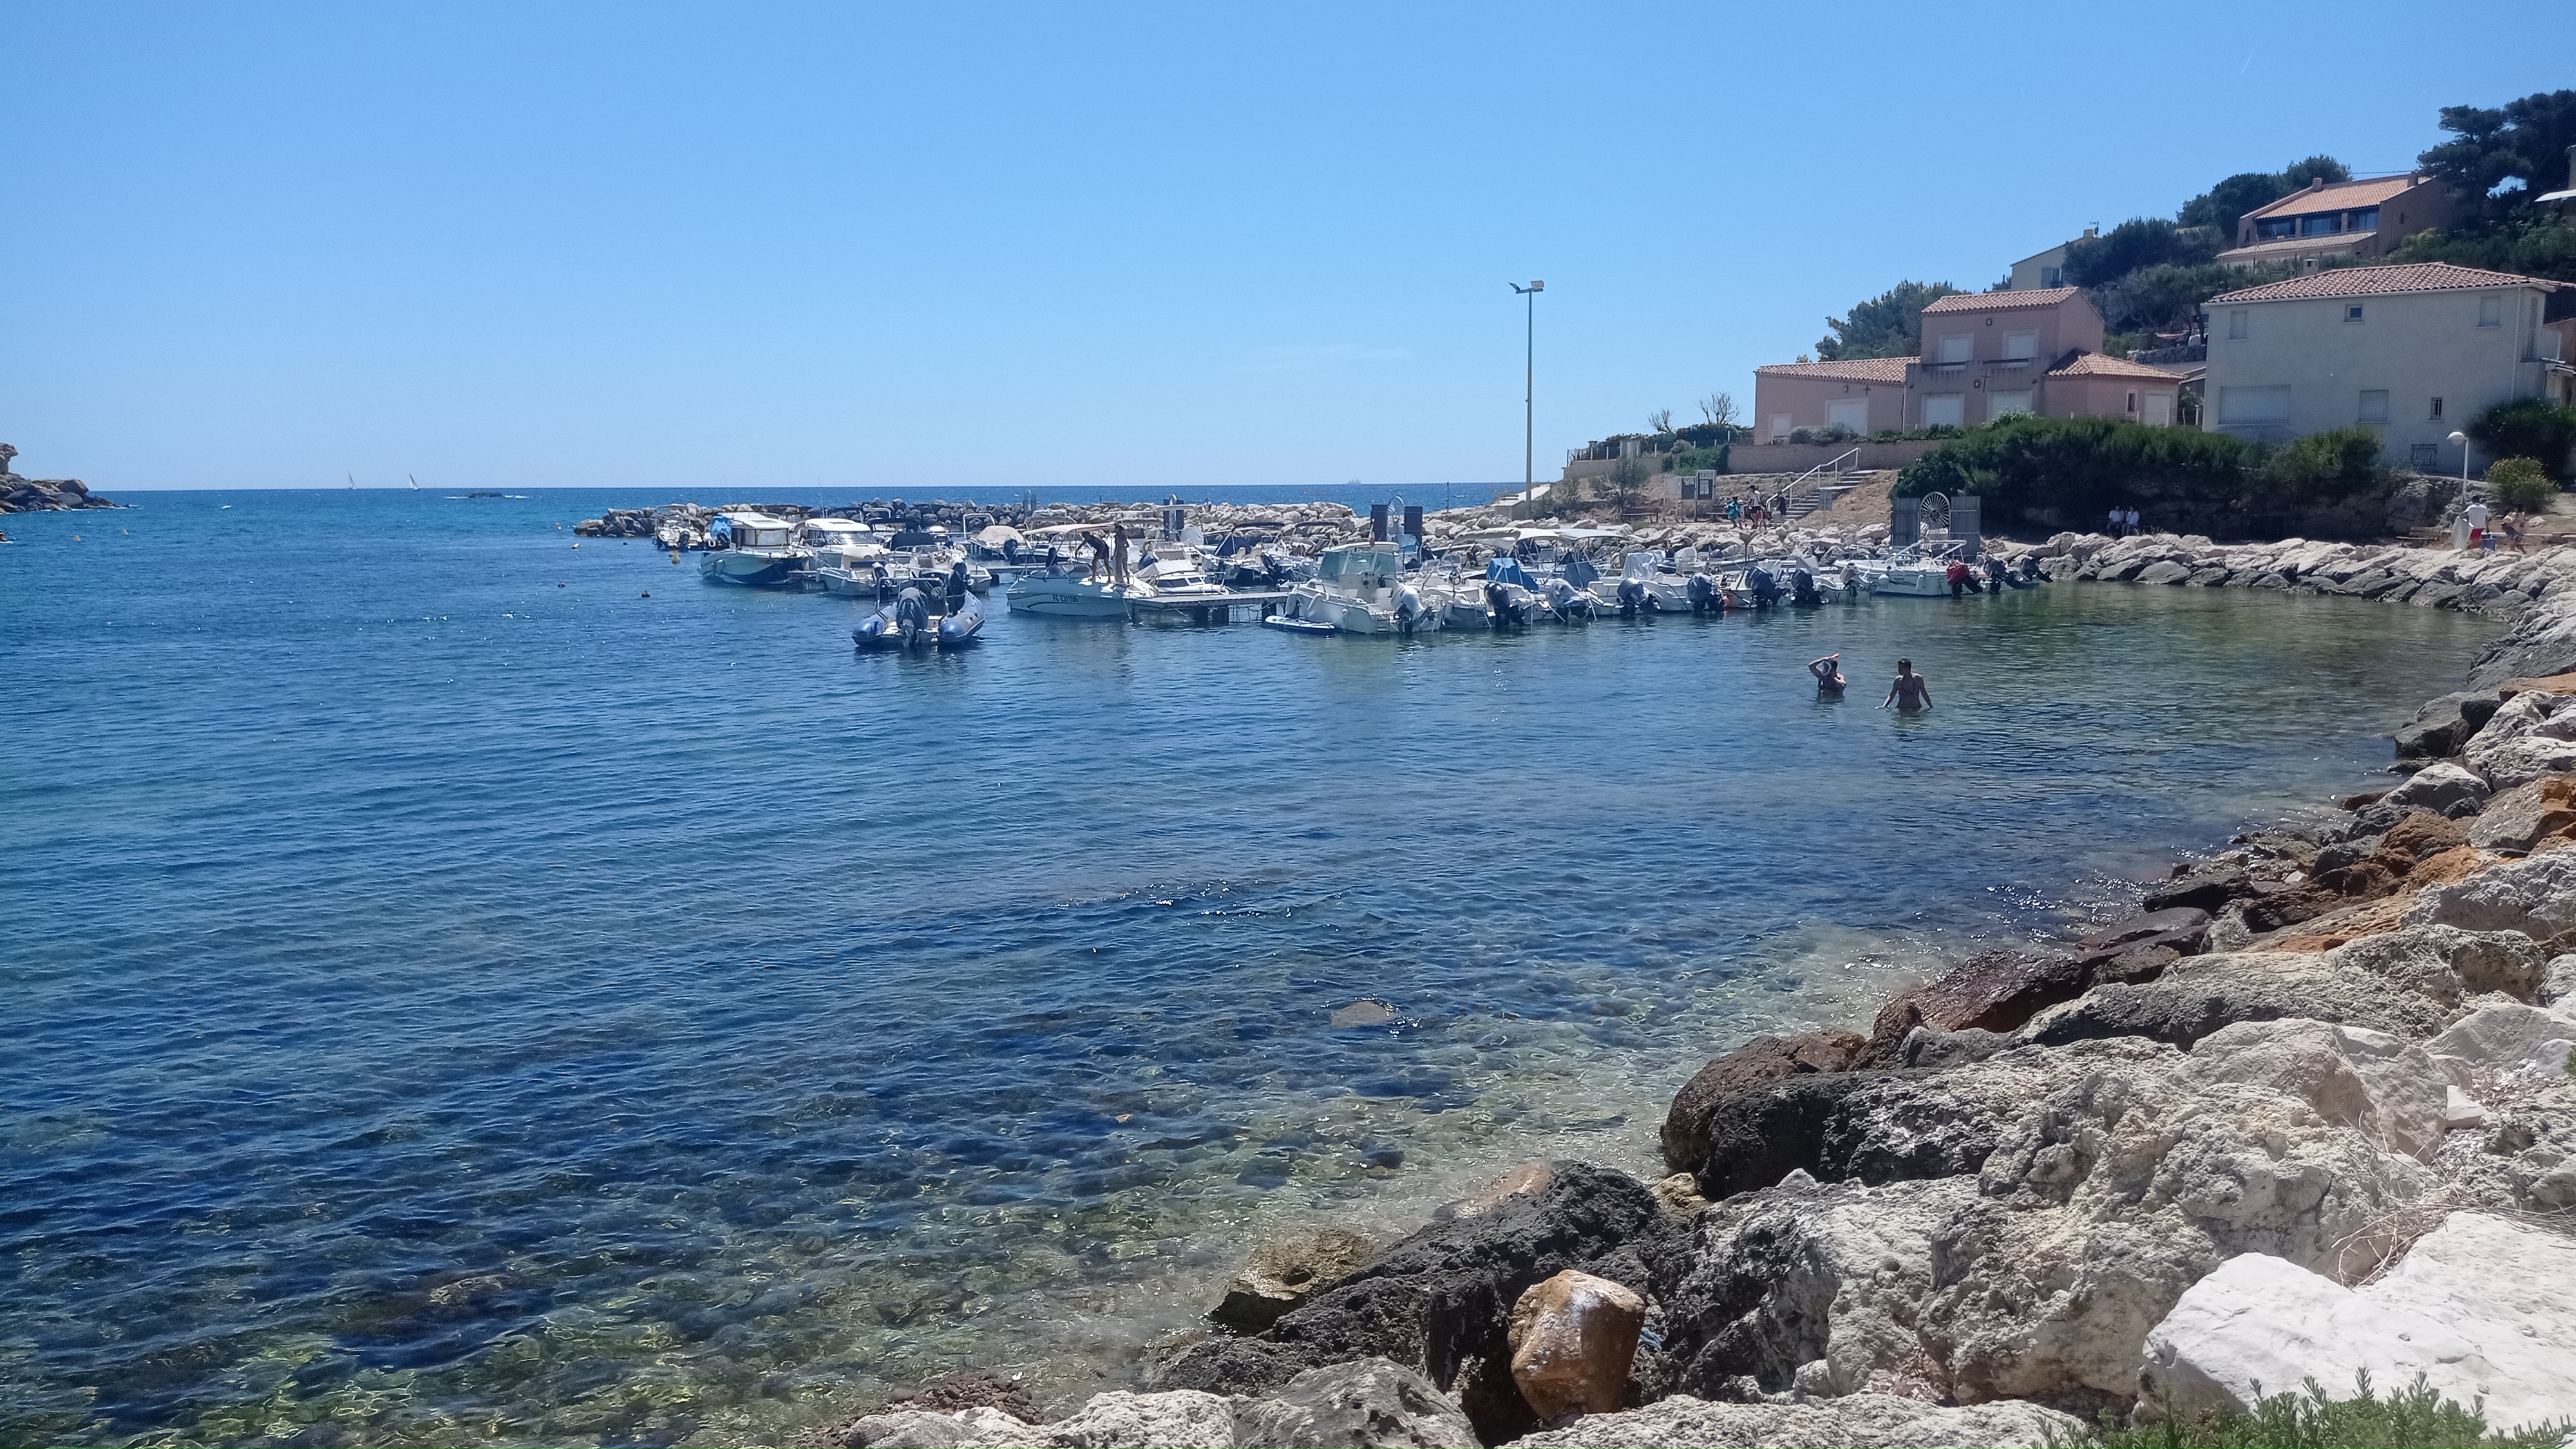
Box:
2047 353 2186 381
2210 262 2552 305
2242 173 2432 220
1752 357 1911 383
1920 287 2083 315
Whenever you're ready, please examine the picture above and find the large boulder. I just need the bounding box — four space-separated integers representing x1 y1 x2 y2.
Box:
2139 1213 2576 1437
1157 1162 1666 1445
1045 1389 1241 1448
1227 1358 1481 1448
1213 1226 1376 1332
2462 691 2576 789
1506 1270 1645 1421
2141 870 2251 915
1916 1019 2436 1409
2184 1018 2448 1157
2020 927 2547 1050
2377 761 2489 817
2404 849 2576 938
2395 692 2497 760
1858 950 2088 1065
1660 1031 1864 1173
1511 1393 2083 1448
2466 775 2576 852
1648 1174 1979 1401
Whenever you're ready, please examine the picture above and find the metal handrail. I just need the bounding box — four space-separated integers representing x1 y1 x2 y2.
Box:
1785 447 1862 500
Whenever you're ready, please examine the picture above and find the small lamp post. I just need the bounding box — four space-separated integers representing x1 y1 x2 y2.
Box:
2449 430 2472 483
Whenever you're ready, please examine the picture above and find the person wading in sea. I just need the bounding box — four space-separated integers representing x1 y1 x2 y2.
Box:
1809 654 1846 697
1882 658 1933 713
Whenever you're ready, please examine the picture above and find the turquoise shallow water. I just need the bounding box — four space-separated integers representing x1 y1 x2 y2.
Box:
0 489 2499 1445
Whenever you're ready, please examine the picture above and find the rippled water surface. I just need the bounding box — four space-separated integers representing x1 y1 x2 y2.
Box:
0 489 2499 1444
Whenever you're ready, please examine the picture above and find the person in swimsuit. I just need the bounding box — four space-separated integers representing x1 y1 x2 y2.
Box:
1809 654 1846 696
1883 658 1932 712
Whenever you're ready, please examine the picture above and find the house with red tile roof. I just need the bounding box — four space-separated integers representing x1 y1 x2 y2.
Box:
2215 173 2461 269
2202 262 2571 471
1751 287 2188 442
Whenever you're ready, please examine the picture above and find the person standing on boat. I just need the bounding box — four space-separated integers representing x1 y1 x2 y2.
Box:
1083 529 1112 579
1882 659 1933 713
1110 523 1133 585
1808 654 1846 696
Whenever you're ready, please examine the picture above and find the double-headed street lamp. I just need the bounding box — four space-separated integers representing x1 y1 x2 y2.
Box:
1511 281 1543 517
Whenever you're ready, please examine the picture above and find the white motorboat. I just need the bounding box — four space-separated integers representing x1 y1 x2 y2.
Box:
1005 564 1151 620
698 511 809 587
1282 543 1438 635
1867 551 1955 596
1590 549 1695 615
1134 544 1229 600
802 518 888 592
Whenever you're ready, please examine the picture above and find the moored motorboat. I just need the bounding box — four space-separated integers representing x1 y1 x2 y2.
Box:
1005 563 1151 620
699 512 809 587
853 586 986 650
1282 542 1437 635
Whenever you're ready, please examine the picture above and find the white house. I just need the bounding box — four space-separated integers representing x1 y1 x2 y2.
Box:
2202 262 2568 473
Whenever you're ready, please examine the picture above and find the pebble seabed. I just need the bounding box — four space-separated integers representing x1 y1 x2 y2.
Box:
824 532 2576 1449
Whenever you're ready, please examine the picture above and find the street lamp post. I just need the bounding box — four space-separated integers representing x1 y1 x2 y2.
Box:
2448 430 2472 484
1511 281 1543 517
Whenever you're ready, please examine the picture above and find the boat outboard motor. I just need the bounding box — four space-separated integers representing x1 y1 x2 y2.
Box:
1790 568 1821 608
1544 576 1588 618
1616 576 1646 617
1395 582 1425 633
1746 564 1781 608
894 586 931 645
1483 581 1522 627
1985 556 2010 593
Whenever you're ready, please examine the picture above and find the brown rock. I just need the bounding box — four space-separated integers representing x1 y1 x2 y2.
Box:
2376 811 2470 868
2468 776 2576 854
1859 949 2084 1065
1660 1032 1864 1171
1211 1225 1375 1331
1506 1269 1645 1422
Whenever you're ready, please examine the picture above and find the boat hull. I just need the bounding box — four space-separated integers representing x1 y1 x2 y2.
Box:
699 550 806 587
1006 577 1138 619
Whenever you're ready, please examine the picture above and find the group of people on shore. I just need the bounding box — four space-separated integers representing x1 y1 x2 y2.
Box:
2450 499 2532 554
1808 653 1933 712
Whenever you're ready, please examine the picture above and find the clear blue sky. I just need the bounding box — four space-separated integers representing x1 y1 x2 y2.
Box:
6 3 2568 494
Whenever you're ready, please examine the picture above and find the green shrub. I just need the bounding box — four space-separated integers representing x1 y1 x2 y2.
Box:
2486 457 2557 513
1893 415 2393 535
2067 1370 2572 1449
1667 443 1730 474
2468 399 2576 483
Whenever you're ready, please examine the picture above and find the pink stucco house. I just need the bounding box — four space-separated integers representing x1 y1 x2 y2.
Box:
1752 287 2186 440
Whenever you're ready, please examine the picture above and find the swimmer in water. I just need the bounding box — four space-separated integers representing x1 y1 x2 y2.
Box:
1882 658 1932 712
1808 653 1846 696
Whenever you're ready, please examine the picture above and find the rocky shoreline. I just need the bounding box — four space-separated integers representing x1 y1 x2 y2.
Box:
814 542 2576 1449
0 444 117 515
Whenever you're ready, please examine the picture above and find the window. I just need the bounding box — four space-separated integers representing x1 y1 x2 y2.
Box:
2479 295 2504 327
1827 399 1870 433
2257 217 2297 240
2216 385 2292 424
2430 396 2445 420
1922 394 1965 427
1937 334 1972 364
2002 330 2037 361
2359 390 2389 422
2300 214 2341 236
1988 390 2034 419
2411 443 2441 468
2345 304 2365 323
2351 207 2380 231
2040 265 2064 287
2126 392 2137 413
2227 309 2249 340
1769 413 1792 440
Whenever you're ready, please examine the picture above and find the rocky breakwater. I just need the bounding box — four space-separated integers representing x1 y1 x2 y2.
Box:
2015 529 2574 618
0 443 117 513
813 581 2576 1448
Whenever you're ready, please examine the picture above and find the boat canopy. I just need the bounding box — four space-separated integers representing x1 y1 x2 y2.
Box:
1622 549 1662 580
974 524 1025 547
1318 543 1402 582
1484 556 1536 588
800 517 875 538
1560 553 1602 587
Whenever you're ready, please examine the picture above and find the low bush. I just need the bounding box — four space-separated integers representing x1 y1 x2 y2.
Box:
1665 443 1730 473
2067 1370 2571 1449
2485 457 2557 513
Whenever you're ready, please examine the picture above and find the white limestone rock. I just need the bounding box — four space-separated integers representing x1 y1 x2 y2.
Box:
2380 761 2490 816
1511 1393 2084 1448
2405 850 2576 938
2139 1213 2576 1437
1045 1389 1239 1448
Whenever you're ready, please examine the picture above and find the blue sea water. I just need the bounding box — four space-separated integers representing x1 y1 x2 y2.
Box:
0 489 2500 1445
